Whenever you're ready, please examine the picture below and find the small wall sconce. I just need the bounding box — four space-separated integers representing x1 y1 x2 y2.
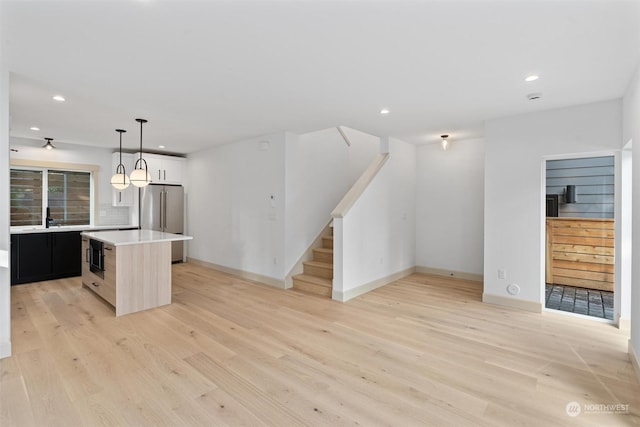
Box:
565 185 577 203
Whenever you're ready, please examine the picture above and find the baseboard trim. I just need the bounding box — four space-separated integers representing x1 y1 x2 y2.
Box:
482 293 542 313
415 266 483 282
186 258 285 289
618 316 631 331
629 340 640 384
333 267 415 302
0 341 12 359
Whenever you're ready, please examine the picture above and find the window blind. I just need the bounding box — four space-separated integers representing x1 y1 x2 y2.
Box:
48 170 90 226
10 169 43 226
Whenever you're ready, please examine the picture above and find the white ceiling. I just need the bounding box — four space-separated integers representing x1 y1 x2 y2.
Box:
3 0 640 154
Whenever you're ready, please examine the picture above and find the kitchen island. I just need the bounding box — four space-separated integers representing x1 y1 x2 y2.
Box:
80 229 192 316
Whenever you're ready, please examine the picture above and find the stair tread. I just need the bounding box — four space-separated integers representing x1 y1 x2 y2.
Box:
293 274 332 287
303 260 333 269
292 283 332 297
313 247 333 254
323 235 334 240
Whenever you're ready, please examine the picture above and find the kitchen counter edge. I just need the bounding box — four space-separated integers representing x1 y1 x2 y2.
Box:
81 229 193 247
11 225 137 235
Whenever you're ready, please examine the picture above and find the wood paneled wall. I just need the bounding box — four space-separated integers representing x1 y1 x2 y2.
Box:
545 217 614 291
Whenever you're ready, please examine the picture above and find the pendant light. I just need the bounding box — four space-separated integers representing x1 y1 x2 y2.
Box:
130 118 152 187
42 137 55 150
110 129 130 190
440 134 449 151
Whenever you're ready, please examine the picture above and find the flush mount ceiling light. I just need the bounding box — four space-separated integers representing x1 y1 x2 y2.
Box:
440 134 450 151
130 118 152 187
52 95 66 102
30 126 40 131
380 108 390 115
42 137 55 150
111 129 131 190
524 75 539 82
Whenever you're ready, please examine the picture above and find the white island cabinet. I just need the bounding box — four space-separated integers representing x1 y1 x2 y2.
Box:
81 229 192 316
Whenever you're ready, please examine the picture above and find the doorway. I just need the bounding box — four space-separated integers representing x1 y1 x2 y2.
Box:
544 156 615 320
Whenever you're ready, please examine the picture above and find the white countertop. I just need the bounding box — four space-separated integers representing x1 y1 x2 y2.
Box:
11 225 136 235
81 229 193 246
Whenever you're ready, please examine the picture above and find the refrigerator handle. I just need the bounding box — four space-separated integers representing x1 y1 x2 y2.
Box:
162 190 168 230
158 191 164 231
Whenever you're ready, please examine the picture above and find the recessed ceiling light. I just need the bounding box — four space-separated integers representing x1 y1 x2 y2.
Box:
52 95 66 102
30 126 40 131
527 92 542 101
380 108 390 115
158 145 165 149
525 75 539 82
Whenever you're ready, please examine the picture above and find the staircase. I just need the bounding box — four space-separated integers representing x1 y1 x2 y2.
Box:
292 229 333 297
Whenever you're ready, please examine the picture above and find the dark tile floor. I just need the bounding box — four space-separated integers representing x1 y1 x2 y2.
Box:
545 284 614 320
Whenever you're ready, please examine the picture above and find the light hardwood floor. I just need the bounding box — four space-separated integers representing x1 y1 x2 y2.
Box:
1 263 639 426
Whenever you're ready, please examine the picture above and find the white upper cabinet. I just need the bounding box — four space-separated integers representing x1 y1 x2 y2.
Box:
111 152 135 206
144 153 185 184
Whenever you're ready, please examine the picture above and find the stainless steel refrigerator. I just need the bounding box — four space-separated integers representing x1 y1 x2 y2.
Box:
140 184 184 262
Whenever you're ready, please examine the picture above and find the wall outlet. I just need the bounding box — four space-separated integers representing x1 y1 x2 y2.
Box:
498 269 506 280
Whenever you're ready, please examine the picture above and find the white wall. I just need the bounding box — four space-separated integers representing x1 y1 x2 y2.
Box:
334 137 416 301
186 133 287 281
9 136 133 226
416 138 484 276
619 146 632 321
623 65 640 367
343 127 383 186
283 127 378 273
484 100 622 311
0 4 12 358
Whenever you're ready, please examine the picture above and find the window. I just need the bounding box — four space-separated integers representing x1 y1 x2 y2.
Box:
10 169 43 226
47 170 91 226
10 168 92 227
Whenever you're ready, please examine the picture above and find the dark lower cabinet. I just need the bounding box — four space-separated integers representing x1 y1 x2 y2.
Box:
51 232 82 278
11 231 82 285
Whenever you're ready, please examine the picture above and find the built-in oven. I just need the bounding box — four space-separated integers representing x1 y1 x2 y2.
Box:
89 239 104 278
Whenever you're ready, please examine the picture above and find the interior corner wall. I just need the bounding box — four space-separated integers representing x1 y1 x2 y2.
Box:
186 133 286 281
0 3 12 359
623 64 640 365
484 100 622 309
283 127 378 273
339 138 416 298
416 138 484 276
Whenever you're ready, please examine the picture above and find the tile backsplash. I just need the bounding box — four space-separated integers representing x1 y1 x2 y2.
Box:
97 204 130 226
